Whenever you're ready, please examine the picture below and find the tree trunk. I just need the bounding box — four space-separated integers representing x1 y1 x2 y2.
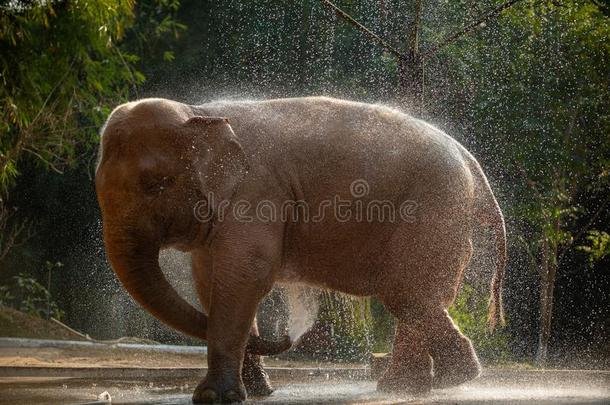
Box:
536 218 560 365
398 0 424 113
536 237 550 364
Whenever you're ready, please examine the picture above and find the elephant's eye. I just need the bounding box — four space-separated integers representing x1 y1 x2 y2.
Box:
141 175 175 195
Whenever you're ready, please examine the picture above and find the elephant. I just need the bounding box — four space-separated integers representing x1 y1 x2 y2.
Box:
95 96 506 403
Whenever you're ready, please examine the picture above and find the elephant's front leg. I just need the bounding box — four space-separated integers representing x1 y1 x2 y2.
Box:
193 294 252 403
191 249 274 398
192 233 279 403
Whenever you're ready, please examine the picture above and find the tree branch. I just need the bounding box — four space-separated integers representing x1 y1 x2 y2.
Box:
22 148 64 174
407 0 423 57
422 0 525 60
319 0 404 58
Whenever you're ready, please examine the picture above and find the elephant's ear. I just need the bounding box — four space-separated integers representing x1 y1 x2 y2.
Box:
184 116 249 207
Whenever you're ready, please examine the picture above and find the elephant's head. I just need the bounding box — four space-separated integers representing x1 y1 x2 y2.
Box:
94 100 292 352
96 101 248 251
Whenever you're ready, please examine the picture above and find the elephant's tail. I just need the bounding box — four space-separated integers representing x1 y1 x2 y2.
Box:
485 197 507 331
467 154 507 331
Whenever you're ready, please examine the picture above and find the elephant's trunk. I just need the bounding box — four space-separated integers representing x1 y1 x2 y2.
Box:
104 228 210 340
103 227 292 355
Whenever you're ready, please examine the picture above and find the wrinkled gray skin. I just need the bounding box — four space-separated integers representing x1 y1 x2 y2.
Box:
95 97 506 403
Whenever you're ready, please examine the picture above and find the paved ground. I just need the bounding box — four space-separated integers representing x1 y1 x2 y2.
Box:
0 369 608 404
1 339 608 404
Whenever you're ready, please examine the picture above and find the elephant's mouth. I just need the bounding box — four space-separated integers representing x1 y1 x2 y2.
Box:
160 216 209 252
158 227 191 251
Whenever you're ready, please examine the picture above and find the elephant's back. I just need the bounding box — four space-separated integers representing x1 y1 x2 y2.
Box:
197 96 462 164
198 97 474 204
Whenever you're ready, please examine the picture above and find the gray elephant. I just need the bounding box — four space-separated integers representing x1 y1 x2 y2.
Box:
95 96 506 403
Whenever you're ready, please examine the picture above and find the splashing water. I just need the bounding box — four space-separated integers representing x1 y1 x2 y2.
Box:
159 249 199 309
160 249 320 343
285 285 320 342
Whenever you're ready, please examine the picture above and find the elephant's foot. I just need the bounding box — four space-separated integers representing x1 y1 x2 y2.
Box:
376 320 432 396
242 354 274 397
431 336 481 389
193 374 246 404
432 360 480 389
376 354 432 396
432 347 481 389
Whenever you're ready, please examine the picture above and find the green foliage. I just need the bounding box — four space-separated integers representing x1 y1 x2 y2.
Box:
370 298 395 353
578 230 610 266
434 2 610 326
0 0 138 195
315 291 373 361
0 1 185 268
126 0 186 64
449 284 511 362
0 285 13 306
1 259 64 320
3 272 64 320
0 0 185 198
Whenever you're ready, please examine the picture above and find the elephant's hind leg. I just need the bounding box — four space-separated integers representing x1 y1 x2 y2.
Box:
428 239 480 388
241 322 274 397
374 220 475 395
376 317 433 395
429 310 481 388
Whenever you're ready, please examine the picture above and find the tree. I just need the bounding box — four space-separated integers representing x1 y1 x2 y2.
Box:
0 0 184 266
0 1 138 194
432 0 610 364
319 0 525 112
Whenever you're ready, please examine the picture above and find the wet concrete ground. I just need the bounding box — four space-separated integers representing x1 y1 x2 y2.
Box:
0 369 608 404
